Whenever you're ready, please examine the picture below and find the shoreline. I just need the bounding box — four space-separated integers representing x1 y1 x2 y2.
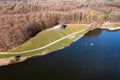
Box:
0 30 85 67
100 26 120 31
0 43 72 67
0 23 120 67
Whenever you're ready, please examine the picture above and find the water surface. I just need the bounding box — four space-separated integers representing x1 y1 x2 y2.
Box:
0 29 120 80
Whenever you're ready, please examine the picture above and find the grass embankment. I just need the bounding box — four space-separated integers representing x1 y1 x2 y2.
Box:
0 24 87 58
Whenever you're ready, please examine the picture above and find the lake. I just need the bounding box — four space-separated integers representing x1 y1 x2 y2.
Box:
0 29 120 80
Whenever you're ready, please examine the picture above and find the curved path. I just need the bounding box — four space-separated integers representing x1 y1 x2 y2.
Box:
0 30 85 54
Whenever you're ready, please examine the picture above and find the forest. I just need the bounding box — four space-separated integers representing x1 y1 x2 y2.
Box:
0 0 120 51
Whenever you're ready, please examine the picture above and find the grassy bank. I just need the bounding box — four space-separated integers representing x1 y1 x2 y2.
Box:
0 24 87 58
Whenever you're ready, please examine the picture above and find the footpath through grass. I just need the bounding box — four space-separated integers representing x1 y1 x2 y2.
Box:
0 24 87 58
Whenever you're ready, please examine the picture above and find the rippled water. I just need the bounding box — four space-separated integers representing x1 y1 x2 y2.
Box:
0 29 120 80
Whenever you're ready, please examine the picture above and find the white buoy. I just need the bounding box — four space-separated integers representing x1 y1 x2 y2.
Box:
90 43 94 46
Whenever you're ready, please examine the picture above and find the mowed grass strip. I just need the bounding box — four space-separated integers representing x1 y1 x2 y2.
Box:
9 24 86 52
0 31 84 58
0 24 86 58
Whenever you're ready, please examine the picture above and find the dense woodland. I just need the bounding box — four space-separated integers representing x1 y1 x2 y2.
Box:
0 1 120 51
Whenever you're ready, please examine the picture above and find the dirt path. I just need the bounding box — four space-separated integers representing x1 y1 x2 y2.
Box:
0 29 85 55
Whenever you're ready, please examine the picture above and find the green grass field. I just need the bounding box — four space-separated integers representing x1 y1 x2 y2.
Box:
0 24 87 58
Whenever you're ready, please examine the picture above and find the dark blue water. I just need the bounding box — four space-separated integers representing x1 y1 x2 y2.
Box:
0 29 120 80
